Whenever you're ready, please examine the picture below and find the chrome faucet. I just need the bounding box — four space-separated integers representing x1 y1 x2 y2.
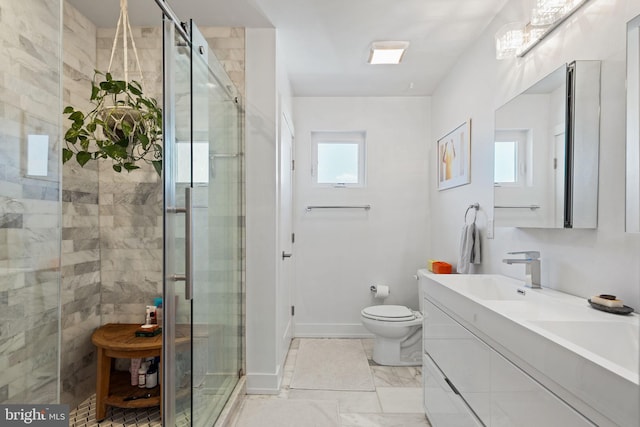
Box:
502 251 541 289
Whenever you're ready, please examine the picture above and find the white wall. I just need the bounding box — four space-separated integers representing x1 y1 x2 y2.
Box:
245 27 294 394
245 27 278 393
430 0 640 310
293 97 431 337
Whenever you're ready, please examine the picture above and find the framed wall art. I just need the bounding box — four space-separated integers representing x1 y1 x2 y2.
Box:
437 119 471 191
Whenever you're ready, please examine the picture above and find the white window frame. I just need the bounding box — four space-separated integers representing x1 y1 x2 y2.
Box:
311 131 366 188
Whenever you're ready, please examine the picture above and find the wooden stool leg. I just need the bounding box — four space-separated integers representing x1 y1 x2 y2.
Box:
95 348 111 421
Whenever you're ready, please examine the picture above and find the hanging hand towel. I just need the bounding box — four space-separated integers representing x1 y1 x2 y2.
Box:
457 223 473 274
471 223 481 265
457 222 481 274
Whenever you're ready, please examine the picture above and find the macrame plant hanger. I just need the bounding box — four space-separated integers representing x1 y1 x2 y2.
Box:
107 0 144 86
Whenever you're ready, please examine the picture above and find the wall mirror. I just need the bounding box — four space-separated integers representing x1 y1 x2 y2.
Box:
627 15 640 233
494 60 601 229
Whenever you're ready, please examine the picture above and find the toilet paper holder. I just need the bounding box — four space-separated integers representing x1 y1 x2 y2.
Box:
370 285 390 297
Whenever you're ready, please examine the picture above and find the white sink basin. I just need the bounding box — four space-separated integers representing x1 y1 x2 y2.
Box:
427 274 541 301
528 320 640 375
459 278 527 300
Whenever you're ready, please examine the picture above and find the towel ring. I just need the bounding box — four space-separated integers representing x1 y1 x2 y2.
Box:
464 203 479 223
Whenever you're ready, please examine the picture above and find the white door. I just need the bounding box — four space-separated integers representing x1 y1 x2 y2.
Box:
278 113 295 358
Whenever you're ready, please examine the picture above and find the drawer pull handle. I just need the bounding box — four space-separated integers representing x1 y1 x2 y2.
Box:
445 377 461 395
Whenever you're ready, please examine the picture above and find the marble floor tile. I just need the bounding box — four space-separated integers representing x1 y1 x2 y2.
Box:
376 387 425 414
340 413 431 427
287 389 382 413
234 398 340 427
281 369 294 388
68 394 162 427
284 348 298 370
371 366 422 388
361 339 375 360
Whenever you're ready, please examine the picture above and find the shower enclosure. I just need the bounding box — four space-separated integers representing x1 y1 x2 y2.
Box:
1 1 243 425
162 12 244 427
0 0 63 405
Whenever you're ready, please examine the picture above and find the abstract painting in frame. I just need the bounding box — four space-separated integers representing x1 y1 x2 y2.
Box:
437 119 471 191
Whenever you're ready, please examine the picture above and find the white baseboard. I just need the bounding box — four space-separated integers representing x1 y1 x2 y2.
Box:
246 366 282 395
294 322 375 338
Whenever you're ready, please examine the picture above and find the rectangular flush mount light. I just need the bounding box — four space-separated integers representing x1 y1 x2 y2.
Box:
368 41 410 64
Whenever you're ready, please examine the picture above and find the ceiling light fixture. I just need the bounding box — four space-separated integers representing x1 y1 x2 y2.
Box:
368 41 410 65
496 0 590 59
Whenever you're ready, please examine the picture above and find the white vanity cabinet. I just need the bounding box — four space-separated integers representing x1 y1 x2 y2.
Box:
422 298 594 427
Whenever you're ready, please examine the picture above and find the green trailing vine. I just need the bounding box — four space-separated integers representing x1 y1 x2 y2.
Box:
63 71 163 175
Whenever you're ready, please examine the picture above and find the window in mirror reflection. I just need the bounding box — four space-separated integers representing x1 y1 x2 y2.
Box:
494 130 527 186
494 141 517 183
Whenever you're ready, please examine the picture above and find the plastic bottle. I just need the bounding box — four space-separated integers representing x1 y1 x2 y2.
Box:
138 363 147 388
154 298 163 327
130 358 142 386
146 361 158 388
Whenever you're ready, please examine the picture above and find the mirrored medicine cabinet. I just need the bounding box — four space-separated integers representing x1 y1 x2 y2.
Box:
627 15 640 233
494 60 601 229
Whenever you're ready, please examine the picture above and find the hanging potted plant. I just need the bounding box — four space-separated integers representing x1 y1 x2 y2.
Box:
63 71 162 175
62 0 162 175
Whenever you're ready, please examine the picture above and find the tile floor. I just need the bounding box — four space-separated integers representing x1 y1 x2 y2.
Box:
232 339 431 427
68 394 164 427
68 339 430 427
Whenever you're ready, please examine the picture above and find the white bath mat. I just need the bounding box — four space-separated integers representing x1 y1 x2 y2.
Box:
235 398 339 427
290 339 375 391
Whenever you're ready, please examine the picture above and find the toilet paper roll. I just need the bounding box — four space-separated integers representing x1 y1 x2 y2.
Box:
373 285 390 299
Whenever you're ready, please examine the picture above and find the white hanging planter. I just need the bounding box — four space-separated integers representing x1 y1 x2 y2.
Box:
62 0 163 175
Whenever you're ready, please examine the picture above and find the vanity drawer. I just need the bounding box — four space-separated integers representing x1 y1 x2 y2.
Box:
422 353 483 427
423 297 595 427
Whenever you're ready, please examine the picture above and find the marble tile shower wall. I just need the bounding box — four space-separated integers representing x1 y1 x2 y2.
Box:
95 26 164 325
94 25 246 325
200 27 246 98
60 1 100 409
0 0 62 404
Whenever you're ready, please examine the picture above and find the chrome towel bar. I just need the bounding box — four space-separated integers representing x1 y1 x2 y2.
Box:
306 204 371 212
494 205 541 210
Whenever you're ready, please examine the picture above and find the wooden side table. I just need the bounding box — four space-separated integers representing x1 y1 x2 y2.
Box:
91 323 163 421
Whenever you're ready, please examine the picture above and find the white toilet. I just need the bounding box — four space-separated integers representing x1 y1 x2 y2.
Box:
360 284 423 366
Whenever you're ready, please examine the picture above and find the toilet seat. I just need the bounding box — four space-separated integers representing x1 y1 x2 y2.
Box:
361 305 416 322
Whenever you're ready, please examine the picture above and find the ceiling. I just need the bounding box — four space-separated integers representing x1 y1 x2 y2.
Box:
67 0 509 96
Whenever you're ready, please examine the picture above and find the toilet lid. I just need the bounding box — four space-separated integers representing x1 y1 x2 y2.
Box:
361 305 416 321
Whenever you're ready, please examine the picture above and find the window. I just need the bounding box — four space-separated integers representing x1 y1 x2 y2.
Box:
494 130 528 186
312 131 366 187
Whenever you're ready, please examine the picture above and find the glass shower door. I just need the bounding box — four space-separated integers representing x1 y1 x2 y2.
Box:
163 17 243 427
163 18 193 427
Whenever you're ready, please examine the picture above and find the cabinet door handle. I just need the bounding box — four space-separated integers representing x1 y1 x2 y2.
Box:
445 377 461 395
282 251 292 259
